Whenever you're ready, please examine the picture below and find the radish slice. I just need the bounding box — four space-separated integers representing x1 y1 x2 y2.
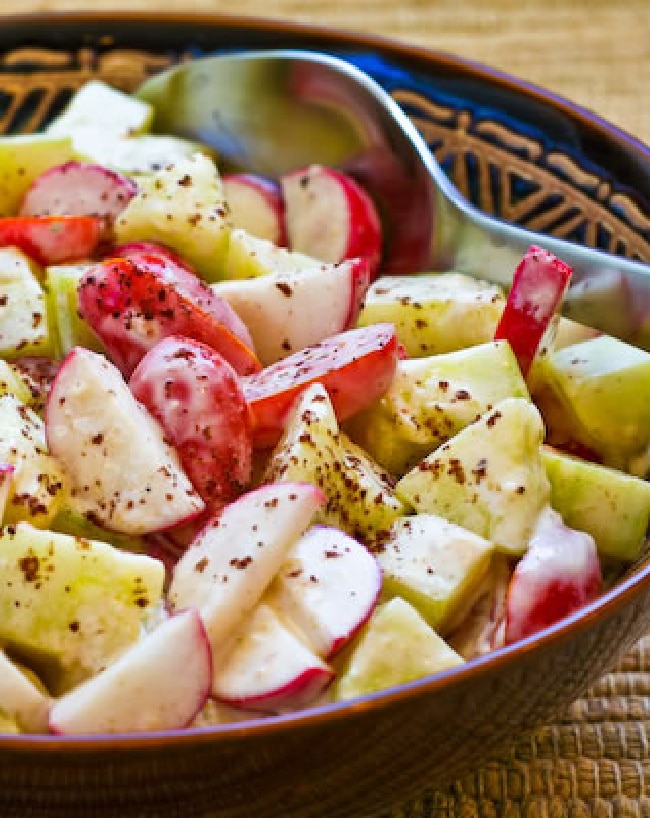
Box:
494 245 573 376
129 335 253 509
20 161 137 222
223 174 287 246
0 216 102 266
282 165 382 278
242 323 400 448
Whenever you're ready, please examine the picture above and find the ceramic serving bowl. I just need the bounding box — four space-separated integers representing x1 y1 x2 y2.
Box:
0 12 649 818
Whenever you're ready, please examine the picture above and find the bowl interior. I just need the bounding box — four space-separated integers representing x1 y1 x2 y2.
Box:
0 12 649 747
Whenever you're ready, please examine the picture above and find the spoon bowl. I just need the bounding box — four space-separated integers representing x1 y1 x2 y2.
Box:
138 49 650 347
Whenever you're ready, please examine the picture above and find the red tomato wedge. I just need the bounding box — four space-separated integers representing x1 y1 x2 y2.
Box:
0 215 102 266
130 335 253 510
243 323 400 448
78 256 261 377
494 245 572 376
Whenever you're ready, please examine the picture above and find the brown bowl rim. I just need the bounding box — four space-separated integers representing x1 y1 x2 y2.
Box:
0 9 648 753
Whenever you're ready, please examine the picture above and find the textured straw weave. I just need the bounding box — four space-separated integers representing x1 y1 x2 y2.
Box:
1 2 650 815
383 635 650 817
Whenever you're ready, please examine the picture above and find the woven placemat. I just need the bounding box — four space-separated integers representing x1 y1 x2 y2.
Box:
384 634 650 817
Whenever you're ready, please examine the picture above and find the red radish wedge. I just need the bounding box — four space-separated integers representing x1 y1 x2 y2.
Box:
213 256 371 365
105 246 256 352
242 323 400 448
270 526 382 659
0 215 101 266
213 603 333 714
129 335 253 509
46 346 205 534
169 482 326 670
20 161 137 224
77 257 260 377
49 608 212 734
282 164 382 278
494 245 573 377
223 173 287 246
504 507 602 644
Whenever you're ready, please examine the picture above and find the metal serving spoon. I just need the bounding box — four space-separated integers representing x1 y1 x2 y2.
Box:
137 50 650 348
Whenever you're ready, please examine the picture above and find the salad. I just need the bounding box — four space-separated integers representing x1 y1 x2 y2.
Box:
0 79 647 735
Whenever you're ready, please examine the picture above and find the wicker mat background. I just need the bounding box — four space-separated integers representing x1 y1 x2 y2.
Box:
2 1 650 815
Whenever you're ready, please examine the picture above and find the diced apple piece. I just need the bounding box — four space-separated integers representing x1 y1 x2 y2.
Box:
213 603 333 713
223 175 286 246
282 165 382 277
129 335 253 509
0 522 164 691
534 335 650 470
50 608 211 734
346 340 529 476
505 507 602 644
334 597 464 701
0 359 33 404
0 134 75 216
542 446 650 561
114 153 231 282
7 356 58 415
45 262 103 355
0 394 67 527
377 514 494 633
0 247 54 359
243 323 400 449
46 347 204 534
0 650 50 733
82 134 211 176
50 498 148 554
397 398 550 555
269 525 382 658
357 273 505 357
47 80 153 142
222 227 321 281
265 384 407 545
21 161 137 225
214 247 370 365
169 483 326 663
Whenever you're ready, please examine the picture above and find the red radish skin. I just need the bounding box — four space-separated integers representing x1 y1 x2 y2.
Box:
130 336 253 509
110 246 256 351
223 174 287 246
20 161 137 225
504 508 602 644
78 257 261 377
212 603 334 713
282 165 382 278
494 245 573 376
0 215 102 266
217 665 334 714
242 323 400 448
